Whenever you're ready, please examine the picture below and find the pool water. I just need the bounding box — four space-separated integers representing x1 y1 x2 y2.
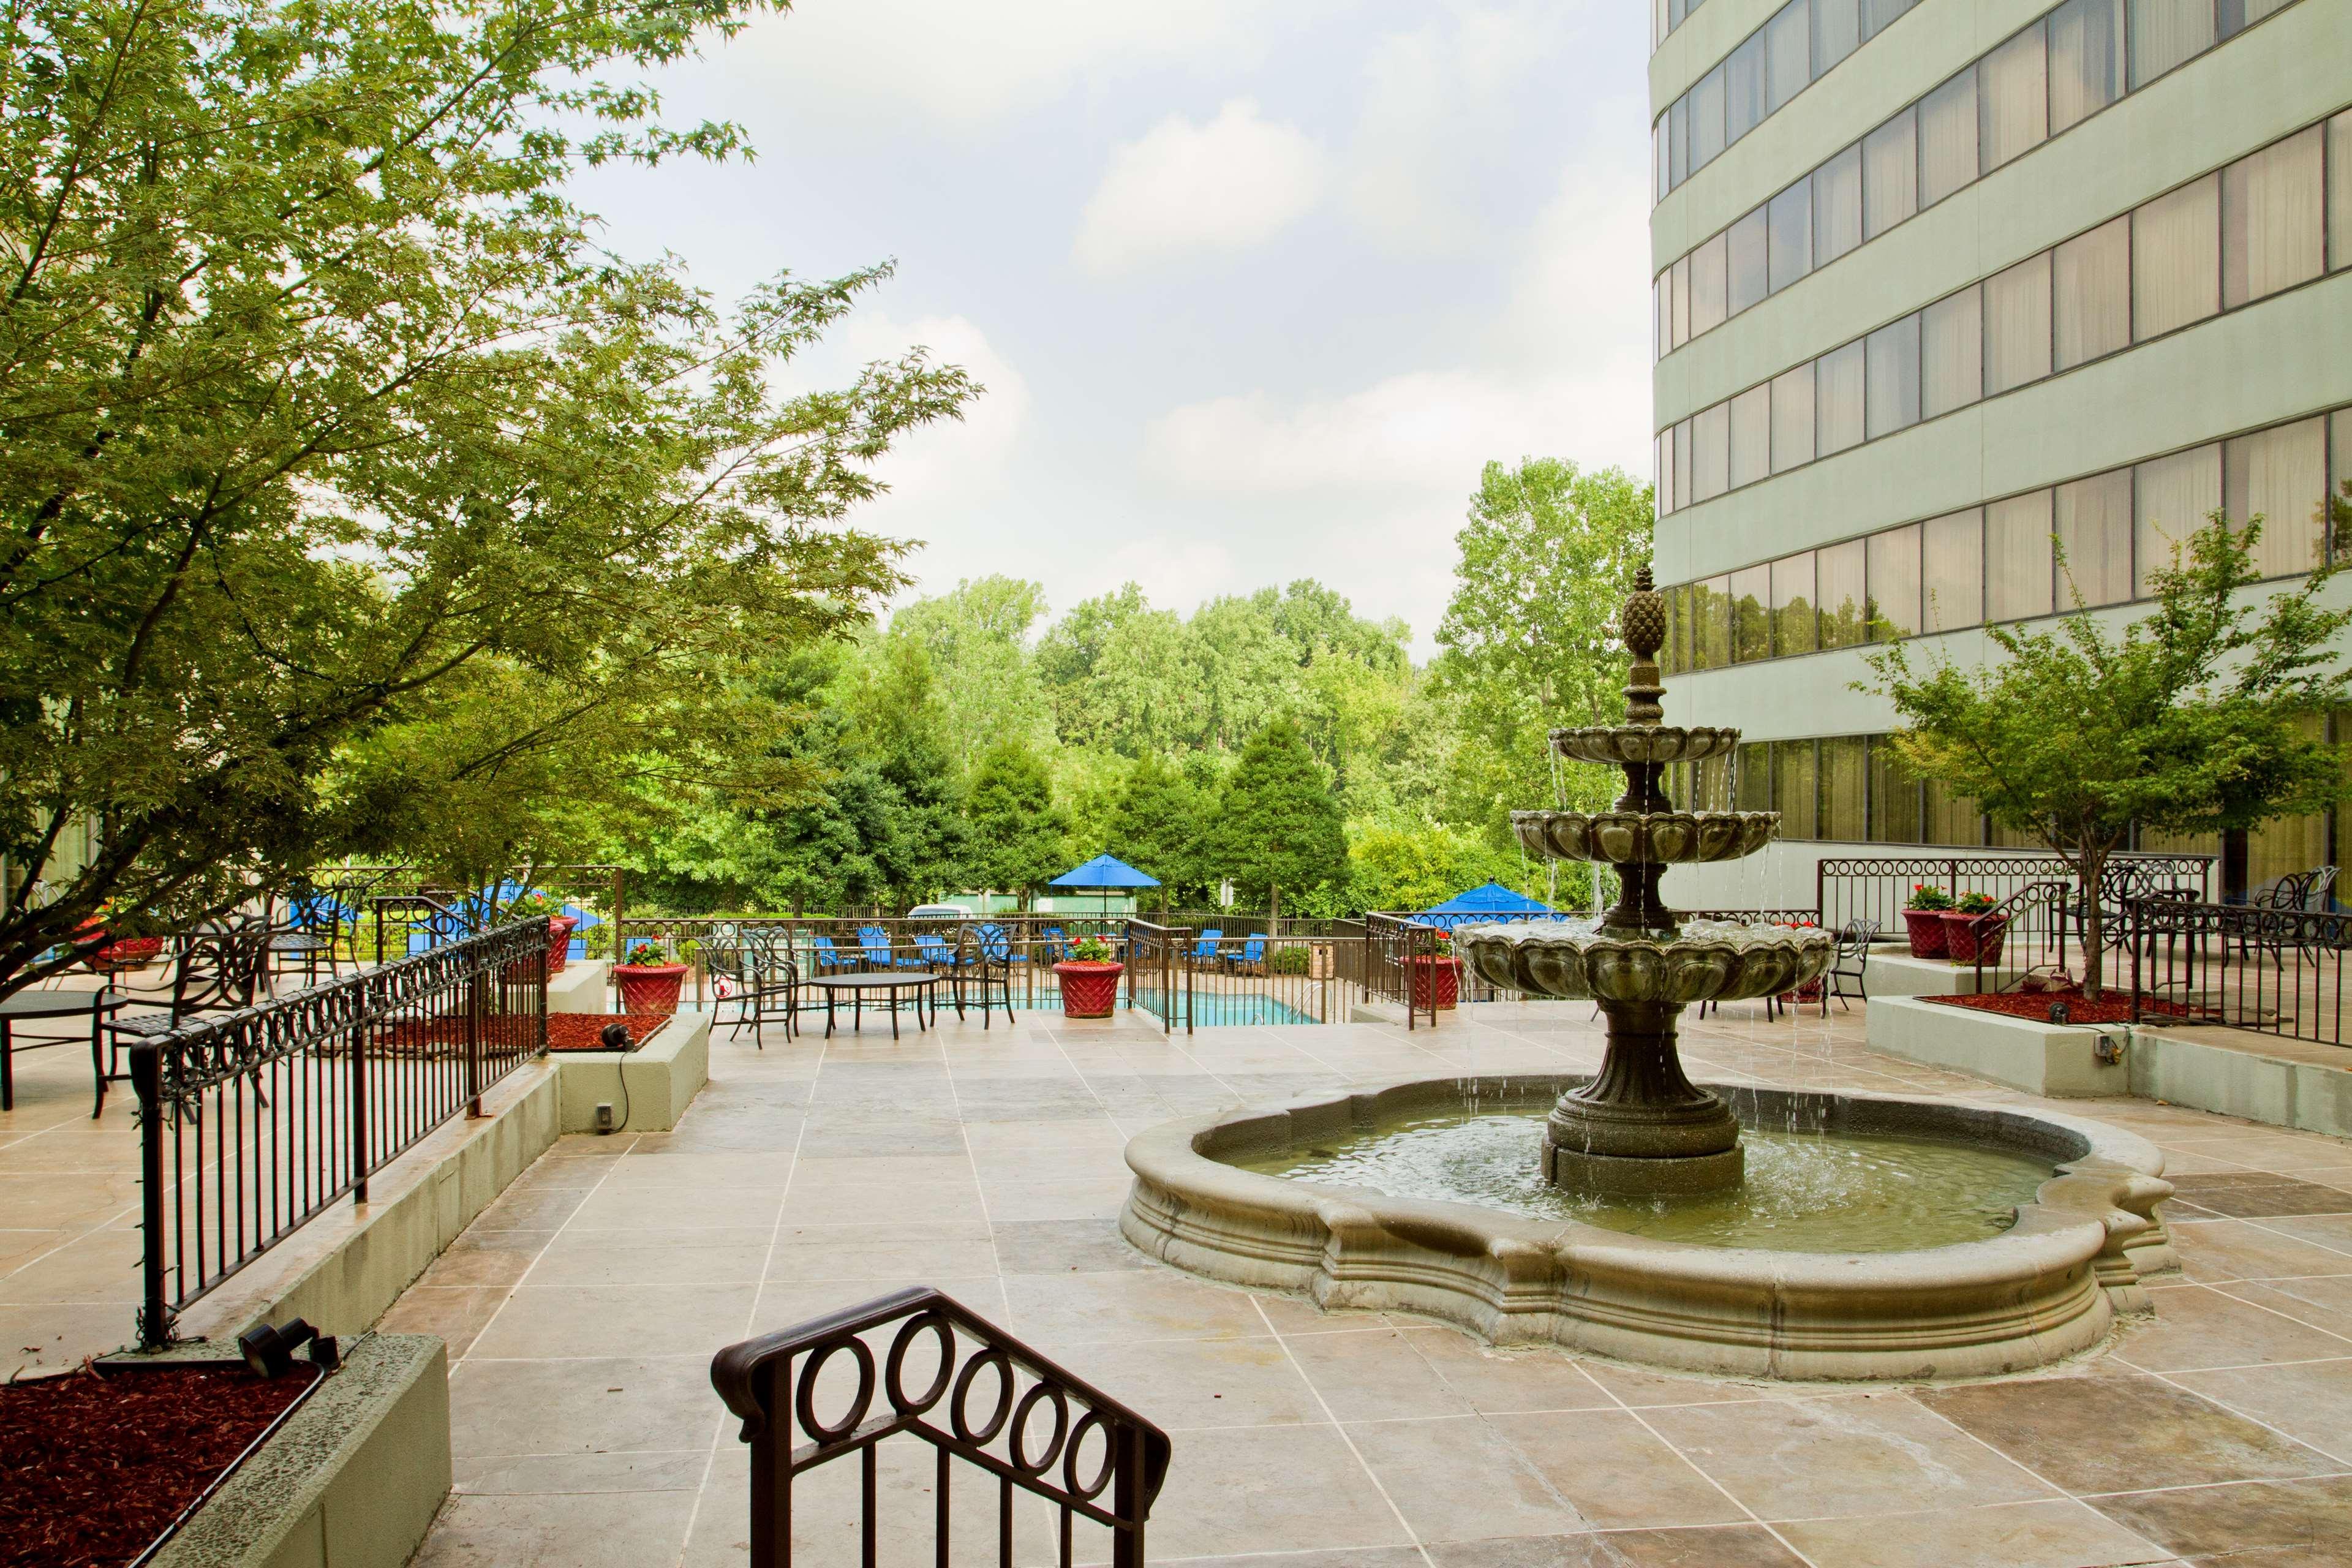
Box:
1131 992 1319 1027
1229 1107 2054 1252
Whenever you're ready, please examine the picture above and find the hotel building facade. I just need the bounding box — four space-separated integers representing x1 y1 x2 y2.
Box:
1647 0 2352 908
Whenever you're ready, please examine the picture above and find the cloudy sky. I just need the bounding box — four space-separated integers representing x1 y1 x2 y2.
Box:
571 0 1654 654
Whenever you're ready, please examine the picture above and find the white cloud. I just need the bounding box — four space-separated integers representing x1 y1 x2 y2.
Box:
832 313 1031 517
1072 101 1325 276
1506 148 1653 364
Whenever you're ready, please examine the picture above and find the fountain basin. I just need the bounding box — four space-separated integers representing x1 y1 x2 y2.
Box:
1120 1075 2176 1382
1512 809 1777 865
1455 919 1833 1005
1551 725 1740 766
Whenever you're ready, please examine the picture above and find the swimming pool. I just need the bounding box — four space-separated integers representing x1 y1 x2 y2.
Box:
1129 990 1319 1027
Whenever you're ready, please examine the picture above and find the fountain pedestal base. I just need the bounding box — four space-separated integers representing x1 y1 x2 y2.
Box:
1543 999 1746 1196
1544 1139 1745 1196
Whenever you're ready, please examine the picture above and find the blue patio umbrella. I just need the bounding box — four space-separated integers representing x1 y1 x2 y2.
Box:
1419 881 1555 933
1049 854 1161 918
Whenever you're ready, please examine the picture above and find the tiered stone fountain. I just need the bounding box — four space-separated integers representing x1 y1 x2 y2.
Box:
1455 569 1831 1196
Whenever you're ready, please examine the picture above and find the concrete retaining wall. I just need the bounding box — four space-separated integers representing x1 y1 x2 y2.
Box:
556 1006 710 1134
1867 995 2130 1097
2130 1030 2352 1141
548 959 611 1014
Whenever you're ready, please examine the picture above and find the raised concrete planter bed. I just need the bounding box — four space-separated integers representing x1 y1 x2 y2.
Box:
1868 995 2130 1097
1863 949 2030 998
1123 1074 2174 1382
548 957 611 1014
140 1334 451 1568
555 1006 709 1133
2130 1027 2352 1140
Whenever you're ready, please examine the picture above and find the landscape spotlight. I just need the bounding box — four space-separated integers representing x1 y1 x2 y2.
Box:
238 1317 339 1377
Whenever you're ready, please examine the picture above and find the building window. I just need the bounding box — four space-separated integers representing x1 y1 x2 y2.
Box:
1772 552 1817 655
1736 741 1773 813
2330 113 2352 272
1986 491 2057 622
1980 21 2049 172
1868 737 1923 842
1696 575 1733 668
1766 0 1811 113
2135 443 2222 597
1812 0 1859 74
2225 417 2328 579
1730 385 1771 489
1926 778 1984 846
1820 737 1867 840
1864 314 1921 440
1657 432 1675 516
1860 0 1915 42
2128 0 2216 89
1863 109 1918 240
1768 183 1814 292
2056 470 2133 606
1866 523 1922 638
2055 216 2131 369
1729 208 1770 317
1814 146 1864 266
1726 32 1768 145
1674 420 1692 510
1921 287 1983 419
2133 173 2221 341
1917 68 1980 210
1662 585 1687 676
1670 256 1691 349
1923 508 1984 630
2337 413 2352 558
2222 126 2323 307
2049 0 2125 134
1817 341 1865 456
1984 251 2053 394
1731 565 1772 662
1770 364 1816 473
1690 63 1727 171
1818 538 1867 648
1693 402 1731 502
1774 741 1818 838
1669 97 1689 189
1691 233 1730 337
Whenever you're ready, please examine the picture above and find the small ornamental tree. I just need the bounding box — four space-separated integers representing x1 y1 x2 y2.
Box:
1107 756 1215 911
962 741 1068 908
1864 510 2352 995
1218 717 1348 927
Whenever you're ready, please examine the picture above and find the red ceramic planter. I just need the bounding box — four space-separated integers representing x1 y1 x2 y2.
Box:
545 915 578 975
1901 908 1950 958
1942 911 2008 965
1054 960 1123 1019
613 962 688 1016
1408 954 1464 1010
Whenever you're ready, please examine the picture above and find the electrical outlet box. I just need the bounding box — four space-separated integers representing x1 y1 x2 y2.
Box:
595 1102 615 1131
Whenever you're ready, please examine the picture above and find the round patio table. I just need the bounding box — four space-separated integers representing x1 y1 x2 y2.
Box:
809 971 944 1039
0 988 130 1114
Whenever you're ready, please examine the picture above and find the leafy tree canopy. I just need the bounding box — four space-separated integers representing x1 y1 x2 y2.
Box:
1218 717 1348 924
963 740 1068 905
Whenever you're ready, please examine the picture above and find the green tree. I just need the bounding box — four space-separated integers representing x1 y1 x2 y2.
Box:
1107 756 1216 911
962 741 1068 907
1866 510 2352 994
1218 717 1348 926
1346 822 1528 915
887 577 1054 772
0 0 975 994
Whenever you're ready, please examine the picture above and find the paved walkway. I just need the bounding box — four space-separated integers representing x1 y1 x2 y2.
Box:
358 998 2352 1568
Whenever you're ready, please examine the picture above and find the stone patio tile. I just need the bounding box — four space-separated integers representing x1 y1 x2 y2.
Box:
448 1355 719 1458
0 1220 141 1303
2113 1284 2352 1370
470 1281 760 1359
997 1268 1269 1346
1575 1362 1789 1408
678 1439 1065 1568
379 1284 509 1357
1456 1525 1814 1567
412 1487 699 1567
1917 1374 2341 1493
456 1449 709 1496
2 1302 127 1375
2225 1276 2352 1338
473 1181 594 1230
1281 1323 1477 1420
2170 1216 2352 1281
978 1176 1134 1223
0 1227 64 1273
948 1079 1115 1122
0 1170 135 1231
747 1276 1006 1334
1344 1414 1587 1542
2163 1178 2352 1219
2167 1357 2352 1464
529 1231 774 1288
646 1110 807 1153
1395 1326 1615 1414
597 1150 796 1189
417 1228 556 1289
1193 1551 1427 1568
1774 1499 2169 1568
2088 1476 2352 1559
1485 1410 1748 1530
792 1114 965 1158
1142 1422 1414 1559
991 1217 1156 1275
779 1156 982 1225
1639 1393 2057 1520
1068 1333 1325 1430
762 1223 998 1283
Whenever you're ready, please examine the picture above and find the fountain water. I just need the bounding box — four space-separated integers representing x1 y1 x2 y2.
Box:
1453 570 1831 1195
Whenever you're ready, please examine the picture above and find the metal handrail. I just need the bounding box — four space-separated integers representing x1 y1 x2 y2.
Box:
710 1286 1171 1568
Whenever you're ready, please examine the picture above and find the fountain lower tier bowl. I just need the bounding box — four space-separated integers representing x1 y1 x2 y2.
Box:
1512 809 1778 865
1550 725 1740 765
1121 1076 2177 1381
1455 919 1833 1005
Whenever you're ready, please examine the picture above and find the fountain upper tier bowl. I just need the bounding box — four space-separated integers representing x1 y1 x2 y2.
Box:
1455 918 1833 1006
1551 725 1740 766
1513 809 1777 865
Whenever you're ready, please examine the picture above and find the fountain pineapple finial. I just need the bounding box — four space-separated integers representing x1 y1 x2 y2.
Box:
1622 567 1665 726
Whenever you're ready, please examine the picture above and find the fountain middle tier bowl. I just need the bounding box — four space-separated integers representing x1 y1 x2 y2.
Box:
1550 725 1740 766
1455 918 1833 1005
1512 809 1777 865
1120 1076 2179 1381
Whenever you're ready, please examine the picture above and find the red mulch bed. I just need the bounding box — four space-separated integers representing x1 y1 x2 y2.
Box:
545 1013 668 1052
1 1363 318 1568
1925 989 2193 1024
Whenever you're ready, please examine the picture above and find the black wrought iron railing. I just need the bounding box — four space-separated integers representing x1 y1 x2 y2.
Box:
1361 913 1442 1029
711 1286 1171 1568
2127 895 2352 1046
1817 854 2213 944
129 918 549 1348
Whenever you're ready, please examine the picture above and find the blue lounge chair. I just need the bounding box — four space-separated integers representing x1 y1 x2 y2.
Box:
1187 929 1224 965
1041 925 1069 963
809 934 848 975
1219 936 1265 974
856 925 895 971
913 931 955 970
